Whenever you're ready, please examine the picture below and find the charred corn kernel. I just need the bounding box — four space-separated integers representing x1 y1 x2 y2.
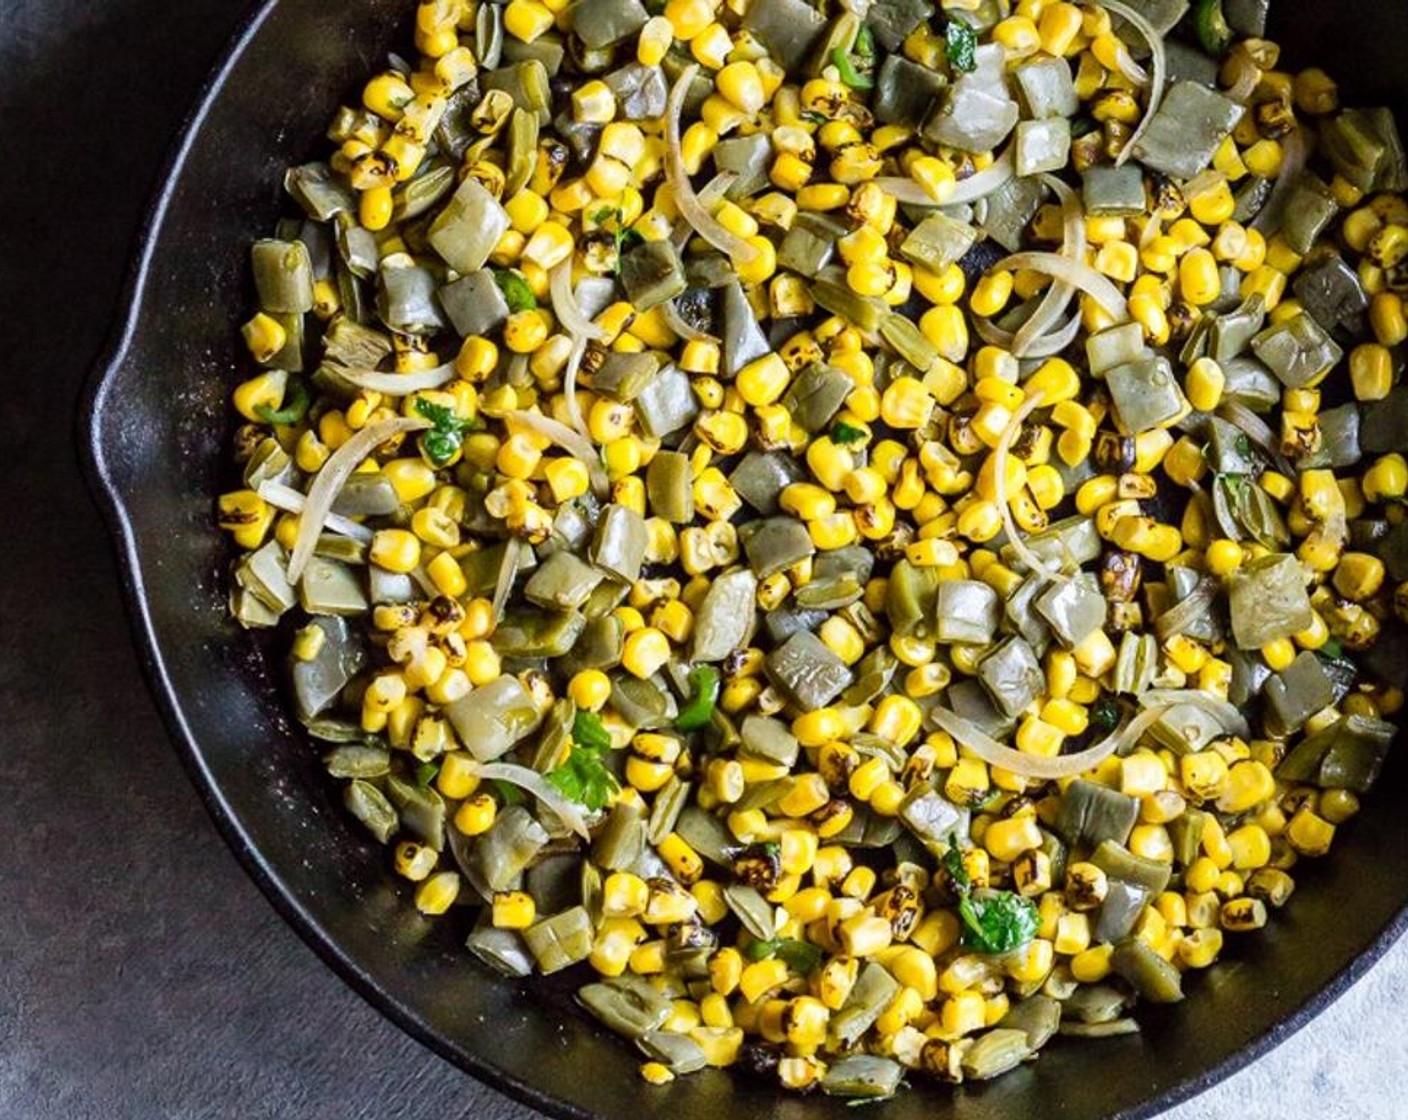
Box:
217 490 275 549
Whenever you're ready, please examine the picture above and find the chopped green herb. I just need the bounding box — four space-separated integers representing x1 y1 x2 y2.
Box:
254 377 310 426
414 397 477 468
958 891 1040 954
1319 637 1344 660
491 778 526 806
800 110 830 125
547 738 619 812
572 710 614 753
675 664 721 732
945 19 979 73
831 420 868 445
494 268 538 313
830 47 873 91
547 712 619 811
943 845 1037 954
744 937 825 974
415 761 440 788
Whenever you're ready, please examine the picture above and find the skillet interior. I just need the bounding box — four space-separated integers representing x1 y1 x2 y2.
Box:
84 2 1408 1117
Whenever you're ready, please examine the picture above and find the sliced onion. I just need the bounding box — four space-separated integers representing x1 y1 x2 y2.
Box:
994 390 1066 584
1101 0 1167 169
1153 574 1219 640
1216 399 1294 477
468 760 590 839
549 260 605 342
1251 126 1308 234
663 297 718 343
665 66 757 264
672 172 737 250
327 362 457 395
1111 43 1149 87
505 408 609 498
873 144 1017 208
563 336 590 443
930 702 1180 781
1018 311 1085 358
490 535 525 622
1137 689 1250 739
1011 174 1087 357
991 251 1130 322
255 480 374 543
286 416 430 583
1225 65 1260 105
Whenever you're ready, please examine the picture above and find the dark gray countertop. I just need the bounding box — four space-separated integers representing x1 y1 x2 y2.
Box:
1 2 1403 1117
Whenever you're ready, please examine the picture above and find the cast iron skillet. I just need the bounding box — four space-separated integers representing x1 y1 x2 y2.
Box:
84 2 1408 1117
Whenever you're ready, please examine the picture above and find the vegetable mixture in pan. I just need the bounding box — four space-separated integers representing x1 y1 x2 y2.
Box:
218 0 1408 1096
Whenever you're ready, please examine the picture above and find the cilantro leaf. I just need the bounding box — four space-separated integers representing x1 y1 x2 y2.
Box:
831 421 868 445
546 711 619 812
414 397 477 467
415 761 440 788
943 846 1037 954
494 269 538 313
958 892 1039 955
945 20 979 73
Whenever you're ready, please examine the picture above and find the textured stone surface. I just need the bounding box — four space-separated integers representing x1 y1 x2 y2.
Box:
2 2 1405 1119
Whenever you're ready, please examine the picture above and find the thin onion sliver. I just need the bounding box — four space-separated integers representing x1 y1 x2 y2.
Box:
991 251 1131 322
665 66 757 264
256 480 374 543
328 362 457 395
490 536 525 622
549 260 605 342
672 172 737 250
1100 0 1167 169
286 416 430 584
1011 175 1087 357
873 144 1016 208
563 337 590 443
505 409 610 498
930 702 1179 781
1138 689 1251 739
468 760 591 839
